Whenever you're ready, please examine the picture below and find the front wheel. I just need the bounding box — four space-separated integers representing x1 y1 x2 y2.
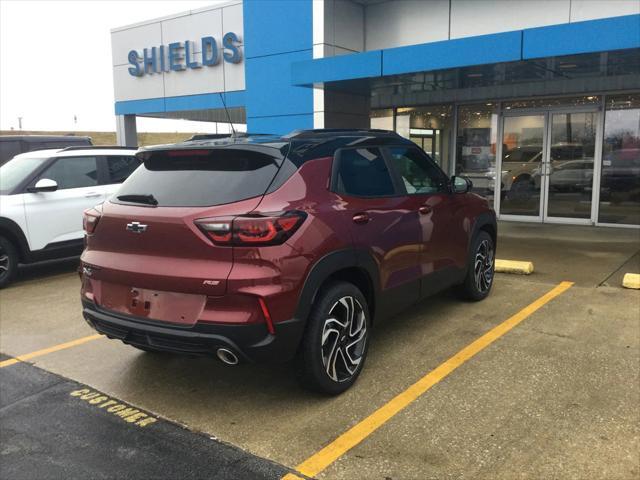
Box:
0 236 19 289
456 231 495 301
508 177 534 201
296 281 370 395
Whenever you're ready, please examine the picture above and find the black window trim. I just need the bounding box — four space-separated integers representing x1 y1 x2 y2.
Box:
97 155 110 185
15 157 57 195
330 145 405 199
382 144 452 196
99 153 140 186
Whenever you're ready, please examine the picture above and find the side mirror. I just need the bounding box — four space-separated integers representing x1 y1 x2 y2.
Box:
451 175 472 194
28 178 58 193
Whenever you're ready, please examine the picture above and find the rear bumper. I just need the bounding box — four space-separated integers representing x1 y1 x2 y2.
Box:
81 300 305 363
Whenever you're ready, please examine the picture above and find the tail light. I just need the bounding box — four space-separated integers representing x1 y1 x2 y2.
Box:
83 205 103 234
196 211 306 246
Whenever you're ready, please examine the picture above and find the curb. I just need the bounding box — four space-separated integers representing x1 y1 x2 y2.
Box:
622 273 640 290
495 259 534 275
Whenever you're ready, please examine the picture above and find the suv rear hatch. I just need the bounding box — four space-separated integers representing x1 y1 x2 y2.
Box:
82 145 287 324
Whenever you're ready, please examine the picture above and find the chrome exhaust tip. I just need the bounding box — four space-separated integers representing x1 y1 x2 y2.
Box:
216 348 239 365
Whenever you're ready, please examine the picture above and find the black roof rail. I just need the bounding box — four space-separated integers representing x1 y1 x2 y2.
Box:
59 145 137 152
187 133 234 141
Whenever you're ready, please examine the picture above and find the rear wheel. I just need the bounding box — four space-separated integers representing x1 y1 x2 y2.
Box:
296 281 370 395
456 231 495 301
0 236 18 289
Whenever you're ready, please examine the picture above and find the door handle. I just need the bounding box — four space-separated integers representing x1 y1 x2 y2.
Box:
352 213 370 224
85 192 101 198
418 205 432 215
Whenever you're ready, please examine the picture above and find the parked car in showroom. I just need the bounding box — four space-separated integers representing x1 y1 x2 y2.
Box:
0 146 140 287
464 143 592 200
79 130 496 394
502 143 588 199
0 135 92 166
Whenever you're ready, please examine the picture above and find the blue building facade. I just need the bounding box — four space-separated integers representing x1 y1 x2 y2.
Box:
112 0 640 227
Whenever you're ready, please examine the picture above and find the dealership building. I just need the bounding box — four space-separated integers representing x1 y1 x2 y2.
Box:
111 0 640 227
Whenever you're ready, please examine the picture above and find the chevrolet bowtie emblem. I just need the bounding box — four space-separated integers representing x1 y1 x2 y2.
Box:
126 222 148 233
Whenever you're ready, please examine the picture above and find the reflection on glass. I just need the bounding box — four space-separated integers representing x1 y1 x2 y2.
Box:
546 112 597 219
455 103 498 204
503 95 599 111
396 105 453 172
370 109 394 131
599 94 640 225
500 115 544 216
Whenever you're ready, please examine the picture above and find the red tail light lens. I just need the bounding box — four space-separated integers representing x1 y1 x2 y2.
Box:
196 218 234 244
196 211 306 246
83 205 103 234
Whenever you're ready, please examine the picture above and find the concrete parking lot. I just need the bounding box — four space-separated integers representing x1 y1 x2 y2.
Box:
1 222 638 479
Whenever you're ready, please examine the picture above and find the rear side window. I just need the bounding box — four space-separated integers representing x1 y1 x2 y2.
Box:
334 148 395 197
115 149 281 207
38 156 98 189
106 155 140 184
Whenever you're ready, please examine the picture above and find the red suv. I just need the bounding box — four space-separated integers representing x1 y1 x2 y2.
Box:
80 130 496 394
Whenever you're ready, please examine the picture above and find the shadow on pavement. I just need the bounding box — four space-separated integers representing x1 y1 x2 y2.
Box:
0 359 294 480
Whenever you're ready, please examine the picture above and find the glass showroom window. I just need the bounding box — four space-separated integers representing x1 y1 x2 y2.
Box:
455 103 499 203
396 105 453 172
599 93 640 225
370 109 394 131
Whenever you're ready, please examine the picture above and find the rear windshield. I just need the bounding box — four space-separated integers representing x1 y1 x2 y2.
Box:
113 149 282 207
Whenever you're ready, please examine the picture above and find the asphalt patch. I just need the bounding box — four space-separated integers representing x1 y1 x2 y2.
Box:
0 359 293 480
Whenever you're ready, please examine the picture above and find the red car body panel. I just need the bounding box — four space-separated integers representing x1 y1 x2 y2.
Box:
80 131 496 362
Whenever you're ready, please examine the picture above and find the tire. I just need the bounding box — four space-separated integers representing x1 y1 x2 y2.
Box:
0 236 19 289
456 231 495 301
508 177 534 201
296 281 370 395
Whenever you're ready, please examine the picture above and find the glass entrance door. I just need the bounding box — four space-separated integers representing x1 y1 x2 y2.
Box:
498 110 598 223
499 114 545 219
545 112 597 222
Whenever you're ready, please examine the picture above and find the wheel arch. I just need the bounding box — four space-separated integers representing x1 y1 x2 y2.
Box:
469 211 498 252
514 173 533 182
294 249 380 327
0 217 30 262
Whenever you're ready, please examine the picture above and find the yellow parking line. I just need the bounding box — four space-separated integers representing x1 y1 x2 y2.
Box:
283 281 574 480
0 334 102 368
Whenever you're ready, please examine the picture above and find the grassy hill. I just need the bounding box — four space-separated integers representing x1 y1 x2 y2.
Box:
0 131 205 147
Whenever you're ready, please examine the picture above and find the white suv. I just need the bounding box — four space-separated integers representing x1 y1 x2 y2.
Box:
0 146 140 287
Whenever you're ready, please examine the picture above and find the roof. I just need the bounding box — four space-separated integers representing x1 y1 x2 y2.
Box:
138 129 407 152
0 135 91 142
136 129 414 166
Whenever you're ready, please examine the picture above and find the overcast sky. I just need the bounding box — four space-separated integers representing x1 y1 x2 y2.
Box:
0 0 227 133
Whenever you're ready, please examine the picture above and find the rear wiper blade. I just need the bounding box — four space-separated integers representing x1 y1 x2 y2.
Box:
116 194 158 205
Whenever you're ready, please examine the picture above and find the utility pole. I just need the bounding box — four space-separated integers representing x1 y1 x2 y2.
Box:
17 117 22 130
